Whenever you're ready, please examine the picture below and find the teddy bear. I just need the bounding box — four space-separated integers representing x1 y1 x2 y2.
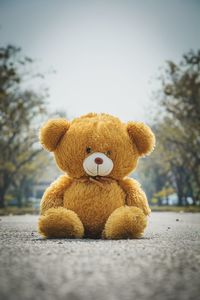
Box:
38 113 155 239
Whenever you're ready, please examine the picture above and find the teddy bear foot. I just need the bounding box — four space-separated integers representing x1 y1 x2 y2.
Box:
103 206 147 239
38 207 84 238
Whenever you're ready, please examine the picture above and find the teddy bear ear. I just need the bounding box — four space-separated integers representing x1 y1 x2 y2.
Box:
39 119 70 152
127 122 155 156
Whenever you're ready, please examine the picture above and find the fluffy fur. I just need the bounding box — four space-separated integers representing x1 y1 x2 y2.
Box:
38 113 155 239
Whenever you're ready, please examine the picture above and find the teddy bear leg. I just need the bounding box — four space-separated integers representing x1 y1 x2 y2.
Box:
38 207 84 238
103 206 147 239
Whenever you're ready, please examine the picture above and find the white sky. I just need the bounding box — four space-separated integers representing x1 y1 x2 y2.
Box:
0 0 200 122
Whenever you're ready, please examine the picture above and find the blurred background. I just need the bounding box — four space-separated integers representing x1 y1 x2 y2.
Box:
0 0 200 214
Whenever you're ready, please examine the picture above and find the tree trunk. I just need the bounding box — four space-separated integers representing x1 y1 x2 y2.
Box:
158 197 162 206
166 194 169 206
192 197 196 206
0 189 6 208
0 173 11 208
16 188 23 208
177 192 183 206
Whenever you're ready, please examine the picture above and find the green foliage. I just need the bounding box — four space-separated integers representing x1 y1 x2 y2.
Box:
0 45 49 207
150 206 200 213
154 187 174 199
138 50 200 206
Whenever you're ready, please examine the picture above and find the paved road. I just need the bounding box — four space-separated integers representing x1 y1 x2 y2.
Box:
0 212 200 300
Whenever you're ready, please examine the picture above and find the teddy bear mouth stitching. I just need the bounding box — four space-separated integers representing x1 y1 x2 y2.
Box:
84 165 97 177
84 165 111 177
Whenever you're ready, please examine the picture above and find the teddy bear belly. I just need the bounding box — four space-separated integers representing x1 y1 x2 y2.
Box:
63 181 125 238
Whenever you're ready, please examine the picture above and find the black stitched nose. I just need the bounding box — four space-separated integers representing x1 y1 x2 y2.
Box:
95 157 103 165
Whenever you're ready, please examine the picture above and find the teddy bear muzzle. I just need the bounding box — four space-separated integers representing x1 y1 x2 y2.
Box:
83 152 113 177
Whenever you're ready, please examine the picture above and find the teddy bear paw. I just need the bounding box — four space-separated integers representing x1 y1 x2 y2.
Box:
38 207 84 238
103 206 147 239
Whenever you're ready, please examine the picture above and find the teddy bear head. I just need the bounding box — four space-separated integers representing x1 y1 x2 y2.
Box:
39 113 155 180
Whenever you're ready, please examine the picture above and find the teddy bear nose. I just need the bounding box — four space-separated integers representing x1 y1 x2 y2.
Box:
94 157 103 165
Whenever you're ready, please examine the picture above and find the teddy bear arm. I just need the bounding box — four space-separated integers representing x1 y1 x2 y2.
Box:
40 175 72 215
119 178 151 216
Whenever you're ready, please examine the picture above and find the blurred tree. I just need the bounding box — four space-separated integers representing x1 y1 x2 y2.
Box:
154 119 194 205
0 45 48 208
11 152 50 208
137 147 168 205
138 50 200 205
160 50 200 204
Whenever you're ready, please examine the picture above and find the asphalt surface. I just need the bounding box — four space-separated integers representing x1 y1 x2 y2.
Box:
0 212 200 300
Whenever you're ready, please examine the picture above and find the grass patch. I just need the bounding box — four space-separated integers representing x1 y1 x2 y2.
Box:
151 205 200 213
0 207 39 216
0 205 200 216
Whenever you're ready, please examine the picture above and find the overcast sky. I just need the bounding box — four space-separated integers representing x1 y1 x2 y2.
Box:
0 0 200 122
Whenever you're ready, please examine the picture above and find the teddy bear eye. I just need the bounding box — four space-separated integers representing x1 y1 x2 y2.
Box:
86 147 92 154
106 150 112 156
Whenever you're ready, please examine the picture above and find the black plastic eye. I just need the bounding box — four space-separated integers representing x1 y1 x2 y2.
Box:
86 147 92 154
107 150 112 156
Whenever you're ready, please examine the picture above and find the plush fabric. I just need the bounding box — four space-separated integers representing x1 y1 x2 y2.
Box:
38 113 155 239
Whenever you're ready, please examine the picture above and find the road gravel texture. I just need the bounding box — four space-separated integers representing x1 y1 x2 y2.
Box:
0 212 200 300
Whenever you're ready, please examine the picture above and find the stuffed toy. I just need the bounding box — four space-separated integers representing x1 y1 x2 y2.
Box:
38 113 155 239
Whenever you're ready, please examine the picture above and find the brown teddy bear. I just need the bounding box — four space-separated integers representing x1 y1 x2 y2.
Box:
38 113 155 239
